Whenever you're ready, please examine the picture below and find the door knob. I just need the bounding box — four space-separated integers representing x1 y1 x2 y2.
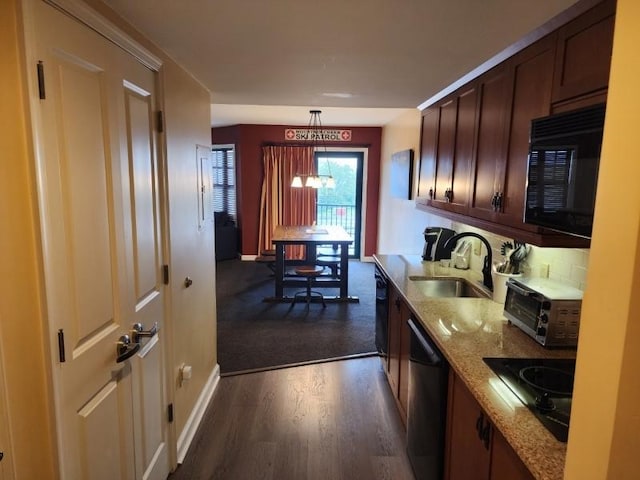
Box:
184 277 193 288
116 334 140 363
131 322 159 343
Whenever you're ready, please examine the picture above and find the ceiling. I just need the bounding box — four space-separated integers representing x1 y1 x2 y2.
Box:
102 0 579 127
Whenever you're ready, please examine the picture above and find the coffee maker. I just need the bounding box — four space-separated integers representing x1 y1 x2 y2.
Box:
422 227 456 261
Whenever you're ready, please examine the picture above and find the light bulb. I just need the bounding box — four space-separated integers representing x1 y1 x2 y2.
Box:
305 175 316 187
325 176 336 189
291 176 303 188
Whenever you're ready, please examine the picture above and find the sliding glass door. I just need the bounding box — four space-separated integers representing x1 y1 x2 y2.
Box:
315 151 363 258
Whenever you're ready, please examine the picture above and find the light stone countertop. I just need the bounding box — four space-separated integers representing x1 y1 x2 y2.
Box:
373 254 576 480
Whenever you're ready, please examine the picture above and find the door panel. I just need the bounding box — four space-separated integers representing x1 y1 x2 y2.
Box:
122 81 169 480
124 86 159 297
33 1 168 478
134 337 167 480
56 55 117 346
77 372 133 480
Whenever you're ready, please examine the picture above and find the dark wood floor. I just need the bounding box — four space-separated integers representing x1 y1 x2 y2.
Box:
170 356 415 480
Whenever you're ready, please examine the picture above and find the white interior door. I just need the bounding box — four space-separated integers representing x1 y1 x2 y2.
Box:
31 1 169 478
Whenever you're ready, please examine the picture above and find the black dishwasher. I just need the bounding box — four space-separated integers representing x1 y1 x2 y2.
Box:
406 318 449 480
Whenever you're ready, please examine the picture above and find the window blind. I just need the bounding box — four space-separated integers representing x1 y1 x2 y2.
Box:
211 146 236 221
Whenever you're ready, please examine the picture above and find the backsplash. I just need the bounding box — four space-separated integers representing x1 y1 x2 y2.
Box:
450 222 590 291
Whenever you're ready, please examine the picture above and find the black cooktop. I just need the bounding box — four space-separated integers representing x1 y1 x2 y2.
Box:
483 357 576 442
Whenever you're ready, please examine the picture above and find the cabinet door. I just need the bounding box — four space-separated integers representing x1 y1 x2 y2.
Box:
448 84 478 215
490 430 534 480
387 285 410 423
552 0 615 103
433 98 457 205
445 373 491 480
468 66 514 221
417 107 440 203
398 308 411 417
387 286 402 396
500 34 556 229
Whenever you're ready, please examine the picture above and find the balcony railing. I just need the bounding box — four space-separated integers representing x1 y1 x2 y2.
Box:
317 203 356 255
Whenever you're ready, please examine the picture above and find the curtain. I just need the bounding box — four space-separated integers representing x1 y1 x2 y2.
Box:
258 145 317 259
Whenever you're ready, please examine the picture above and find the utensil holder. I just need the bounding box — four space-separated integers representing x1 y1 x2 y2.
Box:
491 264 522 304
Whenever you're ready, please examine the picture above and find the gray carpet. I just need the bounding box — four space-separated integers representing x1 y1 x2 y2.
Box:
216 259 376 374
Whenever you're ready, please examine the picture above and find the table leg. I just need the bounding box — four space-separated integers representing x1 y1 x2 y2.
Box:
306 243 317 264
275 244 284 298
339 243 349 298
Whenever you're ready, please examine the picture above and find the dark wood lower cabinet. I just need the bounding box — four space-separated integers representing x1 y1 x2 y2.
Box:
383 292 535 480
445 371 534 480
490 430 535 480
386 283 410 424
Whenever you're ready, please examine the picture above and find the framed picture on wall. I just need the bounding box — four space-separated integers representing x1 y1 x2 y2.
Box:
390 149 414 200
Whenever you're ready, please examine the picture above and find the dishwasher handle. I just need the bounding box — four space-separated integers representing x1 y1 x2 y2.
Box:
407 319 442 366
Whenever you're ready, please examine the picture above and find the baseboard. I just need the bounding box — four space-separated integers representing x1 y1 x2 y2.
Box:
176 363 221 463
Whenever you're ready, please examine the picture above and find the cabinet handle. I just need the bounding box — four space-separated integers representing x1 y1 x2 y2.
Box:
481 421 492 450
445 188 454 202
495 192 503 212
475 412 484 439
394 297 402 311
428 188 434 199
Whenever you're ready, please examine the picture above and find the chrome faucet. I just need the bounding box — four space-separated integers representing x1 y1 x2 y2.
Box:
444 232 493 291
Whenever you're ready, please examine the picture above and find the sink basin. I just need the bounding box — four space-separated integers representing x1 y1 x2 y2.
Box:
408 277 489 298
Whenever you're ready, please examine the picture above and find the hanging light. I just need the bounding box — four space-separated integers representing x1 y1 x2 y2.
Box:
291 109 336 189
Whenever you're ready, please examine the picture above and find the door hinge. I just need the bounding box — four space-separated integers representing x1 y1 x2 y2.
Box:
57 329 66 363
156 110 164 133
37 61 46 100
167 403 174 423
162 264 169 285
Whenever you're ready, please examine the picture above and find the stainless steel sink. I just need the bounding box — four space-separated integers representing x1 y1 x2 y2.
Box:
408 277 489 298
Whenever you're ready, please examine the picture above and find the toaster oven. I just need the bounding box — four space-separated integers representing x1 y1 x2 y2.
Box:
503 277 583 347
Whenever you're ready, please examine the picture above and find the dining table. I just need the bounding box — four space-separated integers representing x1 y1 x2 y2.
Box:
266 224 358 303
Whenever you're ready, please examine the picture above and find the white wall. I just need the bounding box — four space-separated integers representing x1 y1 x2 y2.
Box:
378 109 449 255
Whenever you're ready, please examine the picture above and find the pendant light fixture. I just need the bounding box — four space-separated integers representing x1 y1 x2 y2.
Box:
291 110 336 189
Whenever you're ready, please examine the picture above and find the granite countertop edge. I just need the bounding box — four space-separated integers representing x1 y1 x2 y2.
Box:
373 254 576 480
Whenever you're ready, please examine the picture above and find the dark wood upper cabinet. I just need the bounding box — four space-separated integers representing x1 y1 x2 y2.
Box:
449 84 478 215
417 85 479 214
416 107 439 204
500 34 557 230
433 98 457 206
468 66 513 222
416 0 614 247
552 0 616 104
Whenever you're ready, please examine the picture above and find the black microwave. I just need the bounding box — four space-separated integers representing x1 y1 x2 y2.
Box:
524 103 606 238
